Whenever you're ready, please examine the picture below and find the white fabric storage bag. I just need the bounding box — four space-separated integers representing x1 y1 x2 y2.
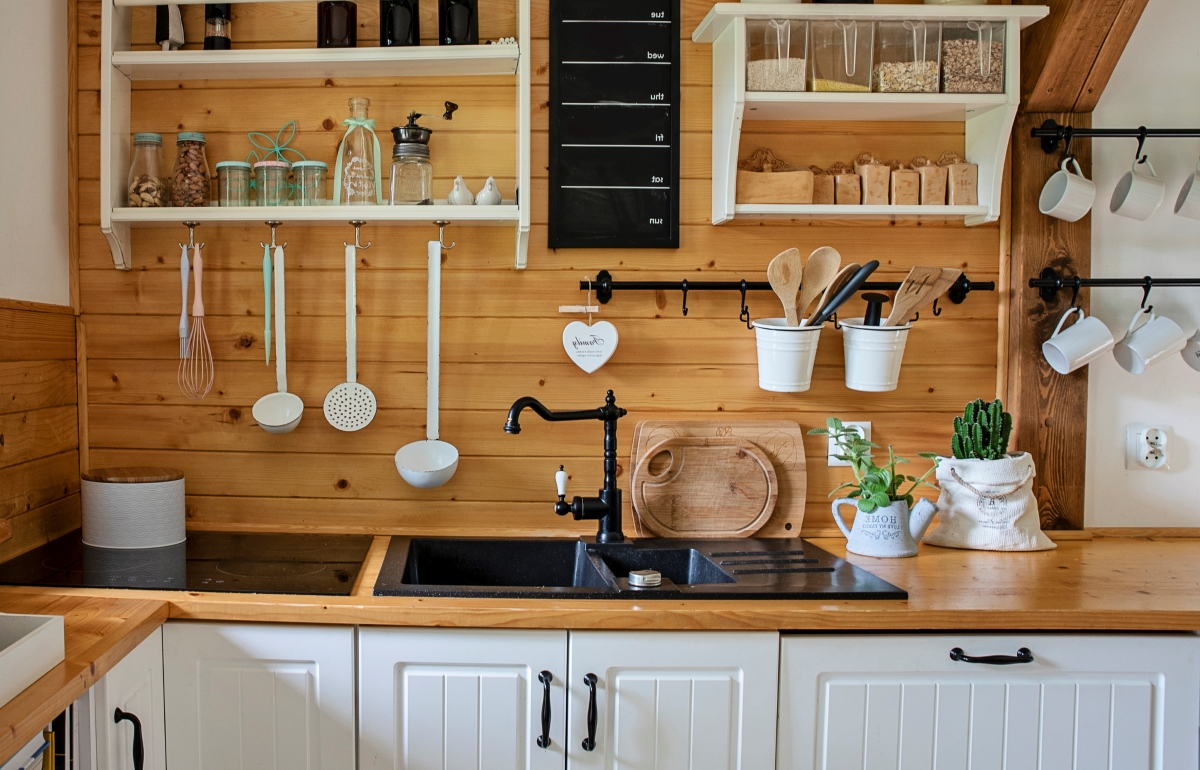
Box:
922 451 1056 552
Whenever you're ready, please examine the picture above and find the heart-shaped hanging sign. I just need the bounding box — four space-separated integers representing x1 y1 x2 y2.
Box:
563 320 619 373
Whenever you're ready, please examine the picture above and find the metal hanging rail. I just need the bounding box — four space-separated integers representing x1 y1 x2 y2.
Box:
583 269 996 323
1029 267 1200 303
1031 118 1200 155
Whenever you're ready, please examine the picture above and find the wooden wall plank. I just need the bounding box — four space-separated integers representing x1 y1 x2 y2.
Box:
0 309 77 361
1072 0 1149 112
0 451 82 520
0 495 82 564
0 406 80 470
0 361 78 416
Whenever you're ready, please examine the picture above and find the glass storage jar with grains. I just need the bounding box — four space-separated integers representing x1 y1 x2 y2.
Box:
746 20 807 92
172 132 211 207
127 133 168 207
389 112 434 205
810 20 872 92
216 160 251 206
874 21 939 93
941 21 1004 93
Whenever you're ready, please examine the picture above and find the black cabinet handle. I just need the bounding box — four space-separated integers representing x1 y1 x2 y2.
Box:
949 647 1034 665
114 708 145 770
537 671 553 749
581 673 598 751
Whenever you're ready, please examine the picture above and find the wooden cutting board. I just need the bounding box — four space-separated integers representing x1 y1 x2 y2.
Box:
630 420 807 537
631 437 777 538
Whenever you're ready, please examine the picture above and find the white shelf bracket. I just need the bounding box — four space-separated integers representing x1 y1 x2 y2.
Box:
711 20 744 226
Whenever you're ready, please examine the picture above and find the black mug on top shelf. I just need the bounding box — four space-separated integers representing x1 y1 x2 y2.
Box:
381 0 420 46
439 0 478 45
318 1 358 47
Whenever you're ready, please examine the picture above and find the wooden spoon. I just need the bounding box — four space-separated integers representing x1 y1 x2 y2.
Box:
797 246 842 322
766 248 803 326
884 266 964 326
804 262 859 326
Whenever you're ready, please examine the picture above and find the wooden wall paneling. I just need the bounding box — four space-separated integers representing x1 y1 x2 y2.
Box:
1008 112 1091 530
75 0 1002 538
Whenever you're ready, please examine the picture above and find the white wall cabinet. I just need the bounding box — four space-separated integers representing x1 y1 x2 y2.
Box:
163 622 355 770
93 627 166 770
778 633 1200 770
359 628 568 770
567 631 779 770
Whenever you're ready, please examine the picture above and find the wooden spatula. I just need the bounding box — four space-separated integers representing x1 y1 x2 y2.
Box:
796 246 842 323
767 248 803 326
884 266 964 326
803 262 859 326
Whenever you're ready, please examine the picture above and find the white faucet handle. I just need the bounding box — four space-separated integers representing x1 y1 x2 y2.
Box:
556 465 568 497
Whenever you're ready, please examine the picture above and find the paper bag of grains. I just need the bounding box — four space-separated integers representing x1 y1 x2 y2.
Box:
911 156 947 205
811 165 835 204
855 153 891 205
735 149 813 204
938 151 978 206
890 164 920 205
828 161 861 205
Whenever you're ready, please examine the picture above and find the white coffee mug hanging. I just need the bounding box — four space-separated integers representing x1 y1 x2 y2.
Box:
561 280 618 373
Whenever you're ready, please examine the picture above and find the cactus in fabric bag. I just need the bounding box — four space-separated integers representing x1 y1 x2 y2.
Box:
951 398 1013 460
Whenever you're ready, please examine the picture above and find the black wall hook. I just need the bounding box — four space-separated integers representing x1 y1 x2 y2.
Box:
931 297 943 317
738 280 752 329
1141 276 1154 311
1061 125 1075 163
680 280 689 316
1135 127 1149 164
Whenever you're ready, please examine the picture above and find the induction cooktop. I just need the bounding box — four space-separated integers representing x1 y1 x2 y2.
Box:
0 530 373 595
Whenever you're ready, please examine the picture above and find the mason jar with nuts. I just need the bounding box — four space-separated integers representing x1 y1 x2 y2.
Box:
126 132 169 207
172 132 212 207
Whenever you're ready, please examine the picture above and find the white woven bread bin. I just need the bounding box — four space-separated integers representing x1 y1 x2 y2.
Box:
81 467 186 549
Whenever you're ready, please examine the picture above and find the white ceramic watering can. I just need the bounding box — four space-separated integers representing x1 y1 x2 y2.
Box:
830 498 937 558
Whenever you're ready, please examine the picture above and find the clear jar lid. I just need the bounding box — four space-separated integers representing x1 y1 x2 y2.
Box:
253 160 291 169
292 160 329 170
216 160 253 170
177 132 207 143
133 132 163 144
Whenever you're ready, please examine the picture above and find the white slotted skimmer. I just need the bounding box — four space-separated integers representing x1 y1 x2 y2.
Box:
324 244 377 431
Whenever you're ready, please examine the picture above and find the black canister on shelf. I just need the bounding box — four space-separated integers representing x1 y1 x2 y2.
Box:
439 0 477 45
318 1 358 47
381 0 420 46
204 4 232 50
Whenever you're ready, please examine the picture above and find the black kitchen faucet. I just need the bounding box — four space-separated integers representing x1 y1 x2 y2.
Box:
504 390 627 543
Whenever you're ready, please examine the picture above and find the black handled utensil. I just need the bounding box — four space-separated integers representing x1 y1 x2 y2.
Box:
808 260 880 328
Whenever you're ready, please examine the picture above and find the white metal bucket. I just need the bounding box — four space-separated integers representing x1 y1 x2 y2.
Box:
841 317 912 392
752 319 824 392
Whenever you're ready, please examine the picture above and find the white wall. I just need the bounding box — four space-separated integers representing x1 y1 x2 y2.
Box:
0 0 71 306
1086 0 1200 526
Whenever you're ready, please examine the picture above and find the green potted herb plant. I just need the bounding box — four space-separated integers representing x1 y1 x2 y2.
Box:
808 417 940 558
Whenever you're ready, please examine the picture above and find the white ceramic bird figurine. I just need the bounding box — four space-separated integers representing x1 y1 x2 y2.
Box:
475 176 502 205
447 175 474 205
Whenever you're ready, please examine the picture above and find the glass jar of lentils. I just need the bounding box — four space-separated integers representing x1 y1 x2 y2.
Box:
172 132 212 207
126 132 168 207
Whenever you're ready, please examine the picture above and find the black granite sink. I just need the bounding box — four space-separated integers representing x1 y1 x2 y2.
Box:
375 536 906 600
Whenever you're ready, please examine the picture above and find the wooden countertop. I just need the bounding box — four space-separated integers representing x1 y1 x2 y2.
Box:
3 537 1200 634
0 593 168 762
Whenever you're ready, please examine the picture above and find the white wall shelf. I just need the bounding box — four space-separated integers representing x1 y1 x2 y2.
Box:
693 3 1048 227
100 0 531 269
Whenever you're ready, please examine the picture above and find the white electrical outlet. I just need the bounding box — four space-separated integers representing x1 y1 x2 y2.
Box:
1125 424 1170 470
828 422 872 467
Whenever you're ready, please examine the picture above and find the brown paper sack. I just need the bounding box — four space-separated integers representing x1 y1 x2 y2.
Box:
736 169 815 204
855 153 890 205
911 157 947 205
834 174 862 205
811 166 834 205
891 168 920 205
938 151 979 206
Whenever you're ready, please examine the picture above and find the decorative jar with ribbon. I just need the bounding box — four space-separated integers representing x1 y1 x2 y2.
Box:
335 97 383 205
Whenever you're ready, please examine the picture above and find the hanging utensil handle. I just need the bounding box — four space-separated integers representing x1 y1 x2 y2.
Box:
427 240 441 441
346 244 358 384
191 246 204 318
263 245 272 365
179 245 190 359
274 245 287 393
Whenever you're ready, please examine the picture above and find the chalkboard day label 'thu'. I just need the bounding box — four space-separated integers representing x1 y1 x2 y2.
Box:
548 0 681 249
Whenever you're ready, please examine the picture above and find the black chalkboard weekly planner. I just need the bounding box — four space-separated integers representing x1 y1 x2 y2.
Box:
548 0 682 249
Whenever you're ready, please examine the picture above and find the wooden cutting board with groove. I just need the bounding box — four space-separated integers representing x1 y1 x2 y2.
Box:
630 420 807 538
632 437 777 538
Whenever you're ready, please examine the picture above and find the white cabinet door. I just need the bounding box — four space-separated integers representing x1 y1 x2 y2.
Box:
778 633 1200 770
359 628 568 770
94 627 166 770
163 622 354 770
568 631 779 770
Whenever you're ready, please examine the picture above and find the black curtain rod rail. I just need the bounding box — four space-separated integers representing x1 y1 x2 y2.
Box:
1030 267 1200 303
1031 118 1200 155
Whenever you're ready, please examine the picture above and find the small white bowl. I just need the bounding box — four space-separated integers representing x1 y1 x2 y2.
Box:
252 392 304 435
395 440 459 489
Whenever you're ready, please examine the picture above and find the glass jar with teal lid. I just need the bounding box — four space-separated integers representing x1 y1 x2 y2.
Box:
172 131 211 207
127 132 168 207
216 160 252 207
292 160 328 206
254 160 292 207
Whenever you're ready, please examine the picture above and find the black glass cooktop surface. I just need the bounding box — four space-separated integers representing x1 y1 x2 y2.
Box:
0 530 373 595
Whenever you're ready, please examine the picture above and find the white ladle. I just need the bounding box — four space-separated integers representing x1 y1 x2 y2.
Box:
253 245 304 434
395 239 459 488
324 244 377 431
